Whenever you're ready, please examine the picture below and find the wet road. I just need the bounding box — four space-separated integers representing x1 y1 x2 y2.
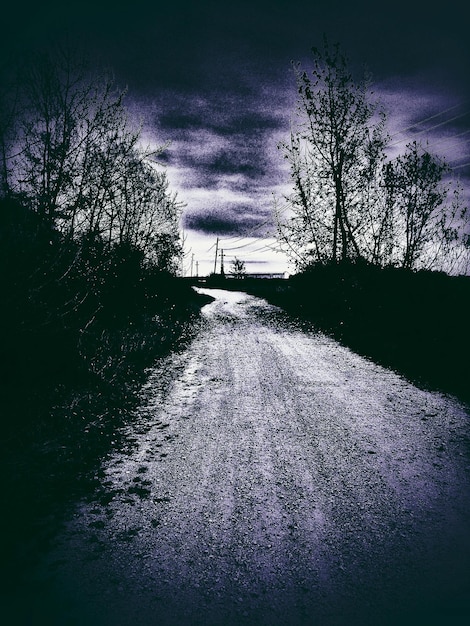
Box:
30 289 470 625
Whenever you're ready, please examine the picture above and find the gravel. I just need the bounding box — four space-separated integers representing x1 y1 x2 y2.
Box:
29 288 470 625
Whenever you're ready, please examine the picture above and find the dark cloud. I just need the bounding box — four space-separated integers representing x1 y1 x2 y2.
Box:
183 213 238 236
6 2 469 97
183 210 253 236
209 152 262 178
183 203 272 236
228 112 285 133
5 0 469 246
155 150 173 165
158 113 205 132
150 90 287 211
171 140 269 182
158 107 285 137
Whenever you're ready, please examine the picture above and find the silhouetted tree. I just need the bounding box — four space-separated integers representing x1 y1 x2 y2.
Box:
276 40 469 275
230 257 246 279
384 141 468 272
277 38 388 268
0 45 186 387
1 46 182 270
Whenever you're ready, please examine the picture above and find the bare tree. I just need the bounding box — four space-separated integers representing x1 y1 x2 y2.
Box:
384 141 469 272
8 48 102 225
277 38 388 267
3 46 182 270
277 41 469 275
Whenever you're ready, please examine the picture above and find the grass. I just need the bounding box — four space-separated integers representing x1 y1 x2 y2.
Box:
0 277 211 585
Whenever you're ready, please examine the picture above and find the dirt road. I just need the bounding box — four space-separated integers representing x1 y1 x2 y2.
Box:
29 288 470 625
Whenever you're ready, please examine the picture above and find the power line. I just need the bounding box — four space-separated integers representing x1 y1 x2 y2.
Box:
452 128 470 139
235 245 272 255
429 128 470 144
223 239 265 251
218 217 275 245
262 243 285 252
246 217 274 235
218 235 254 246
207 230 267 251
449 153 470 163
245 241 283 253
452 161 470 171
389 111 470 147
218 233 253 243
423 134 470 153
389 102 464 139
227 241 286 255
224 237 281 252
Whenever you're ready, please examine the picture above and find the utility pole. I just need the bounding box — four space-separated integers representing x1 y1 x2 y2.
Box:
190 253 194 277
220 249 225 276
213 237 219 274
195 261 199 277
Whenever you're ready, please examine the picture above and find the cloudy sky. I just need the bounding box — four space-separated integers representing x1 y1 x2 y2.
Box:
6 0 469 275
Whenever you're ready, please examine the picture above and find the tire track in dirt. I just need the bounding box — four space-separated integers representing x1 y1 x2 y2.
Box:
32 288 470 625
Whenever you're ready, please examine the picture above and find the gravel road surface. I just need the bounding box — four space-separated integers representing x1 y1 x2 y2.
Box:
28 288 470 625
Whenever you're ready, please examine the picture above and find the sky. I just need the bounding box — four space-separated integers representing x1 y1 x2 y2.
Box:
4 0 470 276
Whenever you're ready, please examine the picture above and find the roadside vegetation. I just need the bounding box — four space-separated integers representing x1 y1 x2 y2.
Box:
0 47 209 575
221 266 469 405
215 40 469 405
259 39 470 403
274 37 469 274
